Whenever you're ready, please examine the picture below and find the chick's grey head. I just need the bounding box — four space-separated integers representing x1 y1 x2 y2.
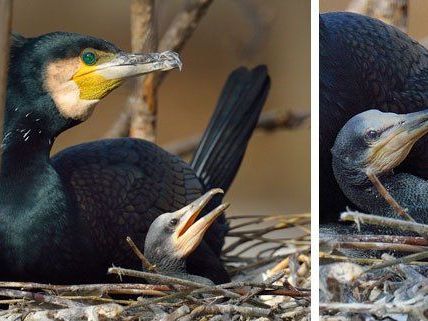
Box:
143 189 228 273
144 212 185 272
332 109 428 183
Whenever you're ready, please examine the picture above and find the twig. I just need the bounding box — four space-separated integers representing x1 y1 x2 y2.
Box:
0 289 84 308
0 281 174 294
365 250 428 272
0 0 13 169
126 236 157 272
319 252 428 266
330 241 427 253
105 0 215 139
156 0 214 85
340 210 428 237
164 109 310 156
320 299 426 316
179 304 276 321
2 303 124 321
321 234 428 246
366 170 414 222
108 267 209 289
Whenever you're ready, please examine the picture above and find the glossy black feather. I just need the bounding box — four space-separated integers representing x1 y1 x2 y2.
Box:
190 66 270 256
0 31 269 284
320 12 428 222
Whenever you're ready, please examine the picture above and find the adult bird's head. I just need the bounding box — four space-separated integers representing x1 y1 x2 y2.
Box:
5 32 181 142
332 109 428 181
144 189 229 273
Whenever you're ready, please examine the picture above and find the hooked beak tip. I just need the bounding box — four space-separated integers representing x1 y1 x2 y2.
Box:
159 50 182 71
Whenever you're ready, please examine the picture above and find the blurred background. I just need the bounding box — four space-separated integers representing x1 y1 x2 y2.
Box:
321 0 428 42
12 0 310 215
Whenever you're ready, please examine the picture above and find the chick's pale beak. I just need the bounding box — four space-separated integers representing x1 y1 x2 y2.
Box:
96 50 182 80
172 188 229 258
367 109 428 174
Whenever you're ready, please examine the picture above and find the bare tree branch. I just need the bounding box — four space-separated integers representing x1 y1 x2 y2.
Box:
164 109 310 156
0 0 13 170
127 0 158 141
104 0 215 139
155 0 214 87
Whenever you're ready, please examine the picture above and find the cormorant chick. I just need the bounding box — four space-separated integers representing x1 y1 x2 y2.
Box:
144 189 229 285
320 12 428 222
332 109 428 226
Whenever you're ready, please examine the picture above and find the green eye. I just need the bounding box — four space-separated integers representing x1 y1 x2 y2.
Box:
82 51 97 65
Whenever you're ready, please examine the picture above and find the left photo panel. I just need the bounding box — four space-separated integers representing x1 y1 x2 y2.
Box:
0 1 311 320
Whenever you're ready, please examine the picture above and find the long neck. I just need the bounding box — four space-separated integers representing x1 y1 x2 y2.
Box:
149 252 213 285
154 254 187 274
1 77 74 203
333 156 428 225
0 123 57 202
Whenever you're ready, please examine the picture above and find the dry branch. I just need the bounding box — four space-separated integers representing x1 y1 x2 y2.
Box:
127 0 158 141
105 0 215 140
0 0 13 169
340 210 428 237
164 109 310 156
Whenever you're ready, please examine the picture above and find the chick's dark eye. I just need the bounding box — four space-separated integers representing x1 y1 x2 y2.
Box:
82 51 97 66
169 218 178 227
365 129 379 141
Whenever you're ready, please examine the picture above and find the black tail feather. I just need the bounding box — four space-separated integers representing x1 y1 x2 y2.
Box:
191 65 270 192
190 66 270 257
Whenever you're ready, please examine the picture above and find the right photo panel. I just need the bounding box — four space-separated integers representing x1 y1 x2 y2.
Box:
319 1 428 319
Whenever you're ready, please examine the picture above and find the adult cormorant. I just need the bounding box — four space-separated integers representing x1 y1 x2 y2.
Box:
144 189 228 285
332 109 428 227
320 12 428 222
0 32 270 284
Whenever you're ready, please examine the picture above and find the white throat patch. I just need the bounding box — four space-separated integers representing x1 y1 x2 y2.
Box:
44 58 99 121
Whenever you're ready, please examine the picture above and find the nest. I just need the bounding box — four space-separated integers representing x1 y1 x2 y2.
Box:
320 208 428 321
0 213 310 321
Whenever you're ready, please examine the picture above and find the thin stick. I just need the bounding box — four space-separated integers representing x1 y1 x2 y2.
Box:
0 289 84 308
321 234 428 246
365 250 428 272
320 252 428 266
332 241 427 253
105 0 215 139
340 210 428 237
108 267 207 289
126 236 157 272
0 0 13 169
164 110 310 156
0 282 174 293
366 171 414 222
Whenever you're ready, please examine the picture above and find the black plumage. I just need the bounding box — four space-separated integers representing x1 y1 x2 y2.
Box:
320 12 428 222
0 32 270 284
332 109 428 231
